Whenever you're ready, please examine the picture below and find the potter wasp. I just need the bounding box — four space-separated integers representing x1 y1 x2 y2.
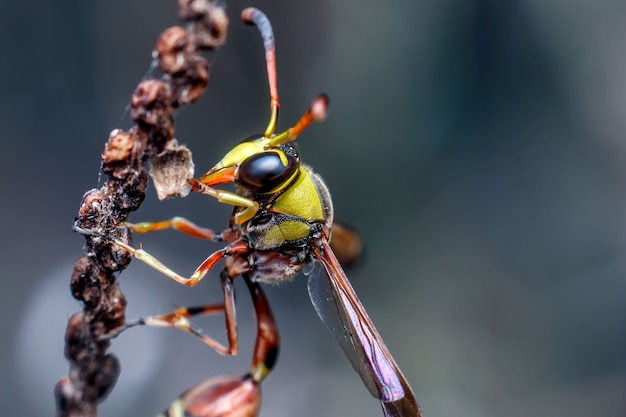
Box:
77 7 421 417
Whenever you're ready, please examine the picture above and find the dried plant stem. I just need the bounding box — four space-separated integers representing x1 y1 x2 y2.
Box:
55 2 228 416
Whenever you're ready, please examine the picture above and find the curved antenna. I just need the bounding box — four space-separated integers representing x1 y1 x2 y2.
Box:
269 94 329 146
242 8 279 138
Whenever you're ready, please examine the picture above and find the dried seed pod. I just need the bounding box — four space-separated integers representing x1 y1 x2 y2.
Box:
64 312 89 362
102 130 138 179
70 257 105 307
93 354 120 400
102 129 134 164
61 2 227 416
77 188 104 231
149 142 195 200
172 56 210 105
130 80 173 127
194 6 229 50
157 26 191 74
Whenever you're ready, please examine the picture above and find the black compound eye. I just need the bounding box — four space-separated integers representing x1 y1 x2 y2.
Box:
238 151 298 193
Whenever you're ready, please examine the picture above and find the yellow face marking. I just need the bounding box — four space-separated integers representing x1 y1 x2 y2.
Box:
212 138 289 171
213 139 268 171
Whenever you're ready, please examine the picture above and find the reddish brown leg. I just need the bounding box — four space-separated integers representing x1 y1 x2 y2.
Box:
105 270 241 356
126 216 223 241
220 272 239 356
156 274 280 417
109 303 232 355
101 258 278 366
74 225 250 288
243 274 279 382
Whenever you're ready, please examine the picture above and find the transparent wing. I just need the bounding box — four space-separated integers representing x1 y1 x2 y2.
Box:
307 260 380 397
308 237 421 417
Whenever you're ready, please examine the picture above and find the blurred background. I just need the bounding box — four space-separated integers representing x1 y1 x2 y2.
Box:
2 0 626 416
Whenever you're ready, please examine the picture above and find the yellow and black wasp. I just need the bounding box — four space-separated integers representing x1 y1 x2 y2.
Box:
77 8 421 417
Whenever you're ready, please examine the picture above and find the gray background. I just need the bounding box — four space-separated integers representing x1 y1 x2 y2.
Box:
2 0 626 416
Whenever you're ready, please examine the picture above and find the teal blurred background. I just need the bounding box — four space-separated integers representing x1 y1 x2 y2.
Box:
2 0 626 416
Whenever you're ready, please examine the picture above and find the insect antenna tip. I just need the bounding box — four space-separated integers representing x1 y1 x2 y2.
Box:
311 94 330 122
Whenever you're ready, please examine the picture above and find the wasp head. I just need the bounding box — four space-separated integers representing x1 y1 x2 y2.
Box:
199 136 300 194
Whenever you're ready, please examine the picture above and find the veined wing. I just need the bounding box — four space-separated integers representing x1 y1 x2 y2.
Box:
308 237 421 417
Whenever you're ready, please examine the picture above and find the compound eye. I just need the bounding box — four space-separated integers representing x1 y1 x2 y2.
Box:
238 151 298 193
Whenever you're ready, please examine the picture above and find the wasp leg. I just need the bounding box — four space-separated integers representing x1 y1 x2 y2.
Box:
74 225 250 288
103 277 240 356
126 217 222 241
220 273 239 356
156 276 279 417
190 178 260 224
106 304 234 355
124 238 249 287
243 275 279 382
190 178 257 210
149 304 238 355
110 305 238 356
146 273 240 356
73 226 245 355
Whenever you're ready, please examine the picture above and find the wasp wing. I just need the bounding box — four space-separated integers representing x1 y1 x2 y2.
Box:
308 237 421 417
306 260 381 397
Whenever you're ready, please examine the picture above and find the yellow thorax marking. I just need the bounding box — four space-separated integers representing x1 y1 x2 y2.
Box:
272 167 324 221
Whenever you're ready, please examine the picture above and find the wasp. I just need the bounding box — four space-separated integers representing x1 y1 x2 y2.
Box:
77 7 421 417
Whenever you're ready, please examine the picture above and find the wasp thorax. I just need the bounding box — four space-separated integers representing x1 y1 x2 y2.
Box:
237 149 298 193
